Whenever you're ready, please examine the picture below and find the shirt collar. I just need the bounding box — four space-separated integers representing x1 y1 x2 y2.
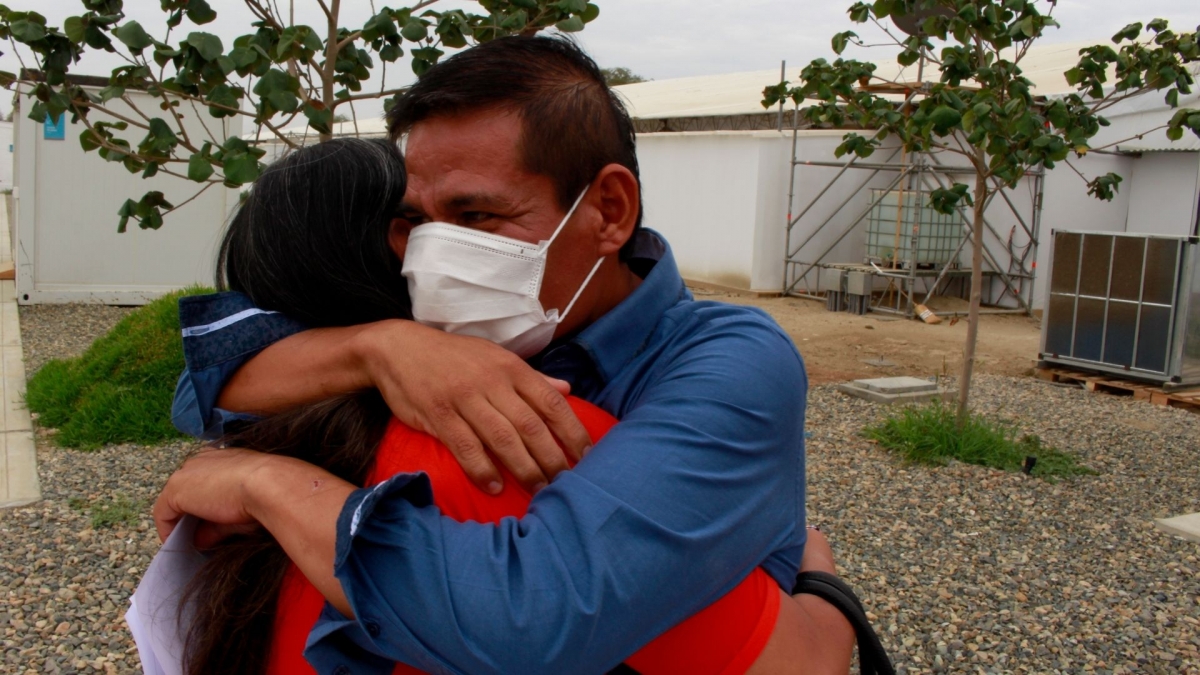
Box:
548 229 690 385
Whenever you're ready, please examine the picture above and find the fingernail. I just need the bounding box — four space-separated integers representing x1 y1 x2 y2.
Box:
487 481 503 495
532 481 548 493
582 444 593 457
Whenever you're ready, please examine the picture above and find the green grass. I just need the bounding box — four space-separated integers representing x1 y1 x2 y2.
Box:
69 493 145 529
26 286 212 449
863 402 1095 481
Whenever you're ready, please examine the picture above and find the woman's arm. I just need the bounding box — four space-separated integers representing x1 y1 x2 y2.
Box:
747 530 856 675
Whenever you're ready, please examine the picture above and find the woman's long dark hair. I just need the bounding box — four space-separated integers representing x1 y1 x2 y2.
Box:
183 138 408 675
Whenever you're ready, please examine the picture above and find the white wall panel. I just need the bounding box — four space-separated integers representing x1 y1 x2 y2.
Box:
13 90 241 304
1125 152 1200 237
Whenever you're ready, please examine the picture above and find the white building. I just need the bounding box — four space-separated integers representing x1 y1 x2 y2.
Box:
0 121 13 192
614 41 1200 310
11 76 242 304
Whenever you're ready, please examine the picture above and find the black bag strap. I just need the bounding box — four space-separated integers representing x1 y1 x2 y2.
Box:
792 571 895 675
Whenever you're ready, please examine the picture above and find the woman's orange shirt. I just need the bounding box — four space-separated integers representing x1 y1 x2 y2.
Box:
268 398 779 675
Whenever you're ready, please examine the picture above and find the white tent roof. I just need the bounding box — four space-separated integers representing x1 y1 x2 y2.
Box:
611 40 1195 122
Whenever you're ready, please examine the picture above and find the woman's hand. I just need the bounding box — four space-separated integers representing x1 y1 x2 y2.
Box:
357 320 593 494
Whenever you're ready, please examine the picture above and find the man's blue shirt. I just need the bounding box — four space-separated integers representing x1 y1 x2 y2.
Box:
172 230 808 675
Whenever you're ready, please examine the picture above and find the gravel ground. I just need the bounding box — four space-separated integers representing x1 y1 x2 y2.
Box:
18 305 136 376
810 375 1200 674
4 306 1200 673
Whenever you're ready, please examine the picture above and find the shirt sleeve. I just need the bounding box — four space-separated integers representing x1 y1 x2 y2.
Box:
170 291 308 440
305 315 808 675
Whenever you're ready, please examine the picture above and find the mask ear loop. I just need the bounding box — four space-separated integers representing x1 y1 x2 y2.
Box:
541 185 591 251
557 257 606 323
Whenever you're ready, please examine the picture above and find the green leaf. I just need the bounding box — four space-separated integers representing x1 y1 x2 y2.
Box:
379 43 403 62
184 31 223 61
303 103 333 135
556 16 585 33
561 0 588 12
80 129 103 152
10 20 47 43
64 16 86 43
222 153 261 185
832 31 858 55
114 21 154 51
581 3 600 23
401 19 427 42
185 0 217 25
97 85 125 102
1166 88 1180 108
187 154 214 181
929 105 962 134
1112 22 1142 43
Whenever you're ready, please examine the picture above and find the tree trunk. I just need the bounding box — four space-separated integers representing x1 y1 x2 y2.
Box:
957 147 989 426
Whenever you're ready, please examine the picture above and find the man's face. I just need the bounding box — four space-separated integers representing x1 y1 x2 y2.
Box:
398 110 602 322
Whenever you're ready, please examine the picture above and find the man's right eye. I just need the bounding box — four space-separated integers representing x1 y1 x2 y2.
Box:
459 212 495 227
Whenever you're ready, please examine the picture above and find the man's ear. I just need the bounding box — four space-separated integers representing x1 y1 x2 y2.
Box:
590 164 640 257
387 218 413 261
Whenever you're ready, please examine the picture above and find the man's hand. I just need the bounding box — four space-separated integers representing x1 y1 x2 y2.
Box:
153 447 269 548
357 320 592 494
154 450 356 615
216 319 593 495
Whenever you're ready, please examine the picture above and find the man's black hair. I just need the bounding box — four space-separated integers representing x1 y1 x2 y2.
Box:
387 35 643 257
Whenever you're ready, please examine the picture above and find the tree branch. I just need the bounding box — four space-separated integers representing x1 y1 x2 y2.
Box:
161 181 217 217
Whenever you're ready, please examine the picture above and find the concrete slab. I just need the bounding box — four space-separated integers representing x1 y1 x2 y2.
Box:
0 198 39 509
838 376 949 405
855 376 940 394
0 431 40 508
1155 513 1200 543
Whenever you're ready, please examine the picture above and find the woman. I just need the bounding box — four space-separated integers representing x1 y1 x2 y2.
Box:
181 138 850 674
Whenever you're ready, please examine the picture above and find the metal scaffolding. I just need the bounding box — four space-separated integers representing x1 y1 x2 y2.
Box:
780 89 1045 318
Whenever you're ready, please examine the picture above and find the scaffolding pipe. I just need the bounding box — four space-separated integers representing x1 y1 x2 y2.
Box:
786 139 900 231
787 168 914 293
786 149 904 258
794 159 982 174
927 152 1039 244
919 172 1032 313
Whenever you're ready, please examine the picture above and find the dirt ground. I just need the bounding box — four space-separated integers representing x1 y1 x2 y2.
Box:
695 288 1042 385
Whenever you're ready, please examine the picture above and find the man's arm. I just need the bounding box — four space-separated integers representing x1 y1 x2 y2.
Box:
156 314 810 673
173 293 591 492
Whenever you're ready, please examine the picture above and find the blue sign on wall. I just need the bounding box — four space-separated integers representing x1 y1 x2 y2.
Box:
44 113 65 141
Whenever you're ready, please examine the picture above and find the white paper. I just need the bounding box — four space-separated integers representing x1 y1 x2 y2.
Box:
125 516 207 675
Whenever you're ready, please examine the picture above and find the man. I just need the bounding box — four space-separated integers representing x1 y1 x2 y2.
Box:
159 36 845 673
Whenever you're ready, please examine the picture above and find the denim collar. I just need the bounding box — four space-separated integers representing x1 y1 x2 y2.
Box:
542 229 691 387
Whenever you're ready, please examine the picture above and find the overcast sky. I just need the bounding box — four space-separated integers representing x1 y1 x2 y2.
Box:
3 0 1199 120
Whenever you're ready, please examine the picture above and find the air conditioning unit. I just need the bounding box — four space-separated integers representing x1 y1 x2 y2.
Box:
1039 231 1200 386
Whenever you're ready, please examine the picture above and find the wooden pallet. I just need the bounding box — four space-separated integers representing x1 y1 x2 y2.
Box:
1035 367 1200 413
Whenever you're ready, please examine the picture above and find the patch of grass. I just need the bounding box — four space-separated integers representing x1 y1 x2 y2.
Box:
69 493 145 529
25 286 212 449
863 402 1094 481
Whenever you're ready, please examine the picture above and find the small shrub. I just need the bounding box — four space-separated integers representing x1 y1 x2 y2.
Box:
863 402 1094 480
26 286 212 449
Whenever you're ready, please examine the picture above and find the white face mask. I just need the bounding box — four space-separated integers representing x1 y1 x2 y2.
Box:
401 188 604 358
